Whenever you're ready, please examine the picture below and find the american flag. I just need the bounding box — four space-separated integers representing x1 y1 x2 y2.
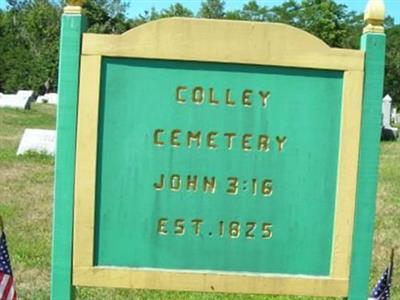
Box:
0 232 16 300
369 267 392 300
369 249 394 300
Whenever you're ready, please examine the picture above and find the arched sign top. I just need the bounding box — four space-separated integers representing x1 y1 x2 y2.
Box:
82 17 364 71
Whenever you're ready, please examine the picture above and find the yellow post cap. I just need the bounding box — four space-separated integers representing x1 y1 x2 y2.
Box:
65 0 85 14
67 0 85 6
364 0 385 33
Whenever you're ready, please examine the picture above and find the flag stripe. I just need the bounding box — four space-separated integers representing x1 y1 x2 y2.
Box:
6 285 15 300
0 274 10 296
2 276 13 300
0 232 16 300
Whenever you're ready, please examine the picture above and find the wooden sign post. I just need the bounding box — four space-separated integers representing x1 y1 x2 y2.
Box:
51 1 86 299
51 1 386 299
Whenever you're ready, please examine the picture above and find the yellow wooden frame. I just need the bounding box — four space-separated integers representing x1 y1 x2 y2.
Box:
73 18 364 297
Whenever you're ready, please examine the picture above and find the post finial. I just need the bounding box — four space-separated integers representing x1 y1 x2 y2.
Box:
65 0 85 14
364 0 385 33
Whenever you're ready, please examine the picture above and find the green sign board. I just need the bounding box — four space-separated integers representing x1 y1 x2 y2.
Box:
96 58 342 276
51 6 386 300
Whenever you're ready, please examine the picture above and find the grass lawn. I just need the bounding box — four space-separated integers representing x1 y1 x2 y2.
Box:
0 104 398 299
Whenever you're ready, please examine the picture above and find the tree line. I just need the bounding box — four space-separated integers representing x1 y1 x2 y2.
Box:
0 0 399 105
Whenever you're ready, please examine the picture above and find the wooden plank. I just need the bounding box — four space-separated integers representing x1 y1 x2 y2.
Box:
73 55 102 269
50 11 86 300
330 71 363 279
82 18 364 71
74 267 349 297
348 32 386 299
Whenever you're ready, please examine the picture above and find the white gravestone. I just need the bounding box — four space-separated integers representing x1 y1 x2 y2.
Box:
17 90 34 100
391 108 398 124
380 95 398 140
0 95 29 109
395 114 400 125
0 90 33 109
382 94 392 128
17 129 56 156
37 93 58 105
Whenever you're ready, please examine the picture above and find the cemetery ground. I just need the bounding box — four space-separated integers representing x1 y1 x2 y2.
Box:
0 104 398 300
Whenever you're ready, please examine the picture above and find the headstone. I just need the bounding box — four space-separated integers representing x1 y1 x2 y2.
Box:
391 107 397 124
0 95 30 109
17 129 56 156
395 114 400 125
37 93 58 105
382 94 392 128
391 107 398 124
381 95 399 140
0 90 33 109
16 90 34 101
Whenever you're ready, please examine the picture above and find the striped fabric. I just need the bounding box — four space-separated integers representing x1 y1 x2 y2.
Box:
0 233 16 300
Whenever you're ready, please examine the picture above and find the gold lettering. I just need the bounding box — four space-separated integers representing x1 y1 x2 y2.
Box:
174 219 185 235
259 91 270 107
171 129 181 147
224 132 236 149
242 89 252 107
153 174 164 191
262 179 273 196
242 134 252 151
245 222 256 239
203 176 216 193
191 219 203 235
227 177 239 195
276 136 287 152
225 89 235 106
154 129 164 146
192 86 204 104
157 218 168 235
209 88 219 105
251 178 257 196
170 174 181 191
176 86 187 103
207 132 218 149
219 221 224 237
229 221 240 238
262 223 273 239
187 131 201 148
187 175 198 191
258 135 270 152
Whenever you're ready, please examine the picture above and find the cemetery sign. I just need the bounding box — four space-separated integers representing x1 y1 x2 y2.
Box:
51 1 386 299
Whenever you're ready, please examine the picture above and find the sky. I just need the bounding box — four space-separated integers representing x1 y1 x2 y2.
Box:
127 0 399 23
0 0 399 23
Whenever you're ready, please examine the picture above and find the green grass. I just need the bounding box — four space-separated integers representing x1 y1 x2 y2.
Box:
0 104 398 299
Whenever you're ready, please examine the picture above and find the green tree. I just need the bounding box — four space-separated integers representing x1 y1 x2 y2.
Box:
269 0 300 26
198 0 225 19
225 1 270 21
160 3 193 18
129 7 160 28
129 3 193 28
84 0 130 33
270 0 353 47
240 1 270 21
0 0 61 93
385 25 400 106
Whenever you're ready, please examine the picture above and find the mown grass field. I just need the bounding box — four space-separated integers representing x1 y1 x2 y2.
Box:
0 104 398 299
